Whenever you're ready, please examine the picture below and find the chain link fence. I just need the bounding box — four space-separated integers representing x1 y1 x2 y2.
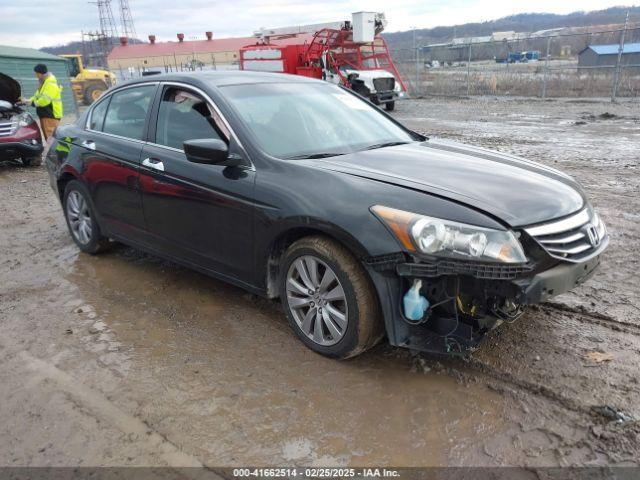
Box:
391 22 640 101
113 57 240 82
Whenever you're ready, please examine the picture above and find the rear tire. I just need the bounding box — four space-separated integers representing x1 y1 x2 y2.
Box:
279 235 384 359
63 180 111 254
385 101 395 111
22 155 42 167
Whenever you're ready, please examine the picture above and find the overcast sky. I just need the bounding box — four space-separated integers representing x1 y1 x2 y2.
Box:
0 0 634 49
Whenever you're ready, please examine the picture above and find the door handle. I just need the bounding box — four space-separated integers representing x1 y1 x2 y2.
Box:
81 139 96 151
142 157 165 172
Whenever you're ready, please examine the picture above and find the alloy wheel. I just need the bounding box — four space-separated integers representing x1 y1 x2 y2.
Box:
66 190 93 245
286 255 348 346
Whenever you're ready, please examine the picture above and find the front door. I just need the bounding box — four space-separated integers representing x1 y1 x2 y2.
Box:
140 85 255 284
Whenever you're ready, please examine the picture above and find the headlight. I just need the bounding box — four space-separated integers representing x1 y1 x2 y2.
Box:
16 113 35 127
371 205 527 263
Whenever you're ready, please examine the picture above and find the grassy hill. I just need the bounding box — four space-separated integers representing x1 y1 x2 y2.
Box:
383 6 640 50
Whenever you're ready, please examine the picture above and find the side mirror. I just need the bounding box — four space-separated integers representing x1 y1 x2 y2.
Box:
183 139 229 165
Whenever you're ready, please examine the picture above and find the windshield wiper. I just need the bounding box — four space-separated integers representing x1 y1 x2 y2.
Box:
364 141 411 151
285 152 347 160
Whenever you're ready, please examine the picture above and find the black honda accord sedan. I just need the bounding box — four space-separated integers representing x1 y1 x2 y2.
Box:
45 71 608 358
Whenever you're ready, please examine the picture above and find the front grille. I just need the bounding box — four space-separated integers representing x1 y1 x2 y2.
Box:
524 208 606 262
373 77 395 92
0 121 16 137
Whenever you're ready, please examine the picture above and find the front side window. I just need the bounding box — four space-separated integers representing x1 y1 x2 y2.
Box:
88 96 109 131
222 82 413 159
102 85 155 141
155 87 227 150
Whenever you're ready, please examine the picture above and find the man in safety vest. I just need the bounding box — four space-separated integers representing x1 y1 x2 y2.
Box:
23 64 63 140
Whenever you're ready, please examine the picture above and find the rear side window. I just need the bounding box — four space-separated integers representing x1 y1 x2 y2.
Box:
155 87 227 150
102 85 155 141
88 96 109 131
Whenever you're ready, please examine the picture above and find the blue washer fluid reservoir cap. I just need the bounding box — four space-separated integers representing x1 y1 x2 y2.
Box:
403 279 430 322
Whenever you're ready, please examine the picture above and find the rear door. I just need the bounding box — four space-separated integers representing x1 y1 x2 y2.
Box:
139 83 255 283
80 83 157 243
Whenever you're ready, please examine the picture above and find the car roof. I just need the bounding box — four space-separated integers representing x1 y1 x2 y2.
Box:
119 70 323 89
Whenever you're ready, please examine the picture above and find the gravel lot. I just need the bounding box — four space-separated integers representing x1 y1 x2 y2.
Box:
0 97 639 468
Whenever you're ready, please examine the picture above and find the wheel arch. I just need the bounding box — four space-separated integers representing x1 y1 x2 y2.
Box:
264 224 372 299
57 171 78 202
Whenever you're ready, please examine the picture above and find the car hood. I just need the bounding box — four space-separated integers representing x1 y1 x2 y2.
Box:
0 72 21 104
306 139 585 227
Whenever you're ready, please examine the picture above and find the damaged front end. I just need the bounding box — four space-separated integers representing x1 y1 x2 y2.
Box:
365 206 608 355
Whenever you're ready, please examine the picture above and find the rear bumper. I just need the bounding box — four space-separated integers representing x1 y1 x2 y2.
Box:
0 141 43 160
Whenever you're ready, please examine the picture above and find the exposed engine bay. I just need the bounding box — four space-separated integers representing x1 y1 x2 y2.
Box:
0 72 43 165
0 72 26 120
0 101 23 120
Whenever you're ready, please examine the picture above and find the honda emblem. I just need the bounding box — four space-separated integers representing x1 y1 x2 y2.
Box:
586 224 600 247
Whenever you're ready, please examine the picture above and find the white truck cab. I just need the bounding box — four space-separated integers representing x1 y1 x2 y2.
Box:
321 52 404 111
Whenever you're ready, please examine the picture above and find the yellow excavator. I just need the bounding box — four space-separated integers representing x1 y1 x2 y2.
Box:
60 54 117 105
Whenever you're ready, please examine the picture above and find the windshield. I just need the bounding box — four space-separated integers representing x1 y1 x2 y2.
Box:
222 82 413 159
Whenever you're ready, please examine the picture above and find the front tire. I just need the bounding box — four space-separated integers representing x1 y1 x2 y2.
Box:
84 84 106 105
63 180 110 254
385 101 395 111
279 236 383 359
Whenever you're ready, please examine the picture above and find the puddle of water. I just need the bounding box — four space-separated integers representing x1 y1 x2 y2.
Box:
65 248 506 466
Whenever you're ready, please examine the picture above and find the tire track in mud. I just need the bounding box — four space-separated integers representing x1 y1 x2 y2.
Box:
1 344 228 477
432 303 640 419
538 303 640 336
446 356 591 416
451 351 640 466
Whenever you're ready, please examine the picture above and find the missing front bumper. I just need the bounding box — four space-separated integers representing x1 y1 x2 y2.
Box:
366 253 603 355
515 254 601 304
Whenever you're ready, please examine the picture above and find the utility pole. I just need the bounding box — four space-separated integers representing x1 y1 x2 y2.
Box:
542 35 551 99
81 30 86 64
466 42 472 96
611 10 629 102
413 27 419 96
91 0 119 67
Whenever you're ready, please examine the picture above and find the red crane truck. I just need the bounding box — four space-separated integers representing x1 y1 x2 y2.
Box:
240 12 407 111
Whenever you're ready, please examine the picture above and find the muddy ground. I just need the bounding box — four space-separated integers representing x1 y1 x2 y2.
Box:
0 97 639 468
